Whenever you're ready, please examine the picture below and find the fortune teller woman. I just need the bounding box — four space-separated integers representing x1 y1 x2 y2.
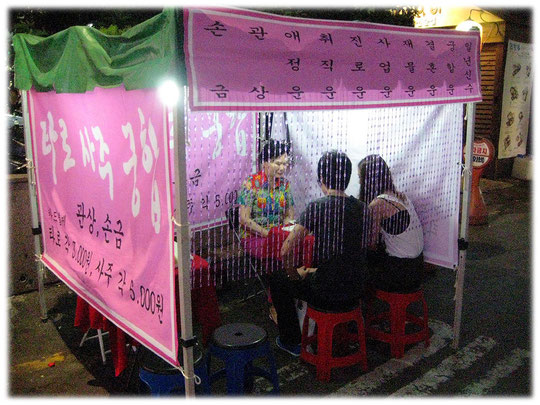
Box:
237 139 295 257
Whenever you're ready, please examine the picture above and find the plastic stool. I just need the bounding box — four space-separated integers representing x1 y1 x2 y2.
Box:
139 345 210 396
366 288 430 358
300 304 368 382
206 323 279 395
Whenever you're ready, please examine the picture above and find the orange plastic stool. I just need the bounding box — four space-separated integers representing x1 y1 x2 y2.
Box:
366 289 430 358
300 304 368 382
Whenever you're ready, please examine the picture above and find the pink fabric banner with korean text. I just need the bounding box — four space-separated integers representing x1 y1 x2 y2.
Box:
185 112 256 228
184 7 482 111
28 87 178 366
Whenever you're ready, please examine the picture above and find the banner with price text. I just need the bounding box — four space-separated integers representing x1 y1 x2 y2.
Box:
184 7 482 111
185 111 256 228
28 87 179 366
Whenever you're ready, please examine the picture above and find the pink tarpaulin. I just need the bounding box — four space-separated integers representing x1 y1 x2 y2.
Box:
28 87 179 366
185 112 256 227
184 7 482 111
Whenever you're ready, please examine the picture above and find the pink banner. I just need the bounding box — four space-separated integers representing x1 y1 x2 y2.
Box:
185 112 256 227
184 7 482 111
28 87 178 366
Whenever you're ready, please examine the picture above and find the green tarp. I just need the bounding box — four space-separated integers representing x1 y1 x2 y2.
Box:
13 8 183 93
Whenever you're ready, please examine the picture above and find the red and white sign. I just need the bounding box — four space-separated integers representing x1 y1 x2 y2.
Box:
471 138 494 168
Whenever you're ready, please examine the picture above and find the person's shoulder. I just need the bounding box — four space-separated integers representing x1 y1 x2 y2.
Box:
346 195 366 208
301 196 328 213
344 196 367 215
242 171 264 190
346 195 362 204
368 195 392 210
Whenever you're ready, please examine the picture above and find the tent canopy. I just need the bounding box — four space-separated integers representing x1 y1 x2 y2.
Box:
13 8 183 93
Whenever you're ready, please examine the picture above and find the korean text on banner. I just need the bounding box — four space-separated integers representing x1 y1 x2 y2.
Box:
28 87 178 366
184 7 482 111
185 112 256 228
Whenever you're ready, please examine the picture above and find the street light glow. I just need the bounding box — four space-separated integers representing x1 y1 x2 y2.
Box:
456 20 482 34
158 79 180 107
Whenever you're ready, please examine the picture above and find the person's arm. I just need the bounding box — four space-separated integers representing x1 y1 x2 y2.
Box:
239 205 269 238
280 223 308 257
283 205 295 225
282 181 295 225
367 199 385 250
367 197 400 249
237 178 270 238
280 223 309 278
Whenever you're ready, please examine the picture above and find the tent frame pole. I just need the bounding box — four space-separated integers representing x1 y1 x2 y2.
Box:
453 102 476 349
172 87 196 397
21 90 48 322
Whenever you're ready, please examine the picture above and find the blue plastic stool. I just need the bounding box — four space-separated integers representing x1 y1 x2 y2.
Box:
138 344 211 396
207 323 279 395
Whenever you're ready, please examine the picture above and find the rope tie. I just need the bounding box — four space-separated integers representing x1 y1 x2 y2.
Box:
173 365 202 385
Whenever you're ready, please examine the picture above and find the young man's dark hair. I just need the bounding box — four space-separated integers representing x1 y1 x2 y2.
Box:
317 150 352 191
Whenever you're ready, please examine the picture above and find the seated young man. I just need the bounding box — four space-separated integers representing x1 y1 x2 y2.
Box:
268 150 369 356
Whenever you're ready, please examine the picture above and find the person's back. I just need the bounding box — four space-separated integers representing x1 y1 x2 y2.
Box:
298 194 367 303
269 150 369 355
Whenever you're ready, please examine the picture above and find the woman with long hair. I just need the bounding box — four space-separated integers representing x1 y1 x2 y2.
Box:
358 154 424 292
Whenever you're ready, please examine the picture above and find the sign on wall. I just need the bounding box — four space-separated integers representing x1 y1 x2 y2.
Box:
498 40 532 158
184 7 482 111
28 87 179 366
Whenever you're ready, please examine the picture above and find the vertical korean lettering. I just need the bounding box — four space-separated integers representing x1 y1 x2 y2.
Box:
92 127 114 200
42 112 75 184
202 113 223 159
122 106 162 233
138 108 161 234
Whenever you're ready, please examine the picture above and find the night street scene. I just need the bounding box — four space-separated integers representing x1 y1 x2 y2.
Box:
4 2 533 399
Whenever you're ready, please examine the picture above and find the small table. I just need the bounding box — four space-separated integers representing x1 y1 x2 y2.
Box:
241 225 315 268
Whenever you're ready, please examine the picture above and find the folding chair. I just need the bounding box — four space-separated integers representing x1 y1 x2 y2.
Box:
79 328 110 364
225 205 270 302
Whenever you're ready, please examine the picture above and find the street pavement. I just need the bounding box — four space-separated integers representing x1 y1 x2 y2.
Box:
6 177 532 398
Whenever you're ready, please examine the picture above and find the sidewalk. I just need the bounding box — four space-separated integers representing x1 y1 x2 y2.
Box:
7 177 531 397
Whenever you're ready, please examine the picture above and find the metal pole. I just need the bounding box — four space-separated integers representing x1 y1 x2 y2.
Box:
452 102 476 349
172 86 196 397
21 90 48 322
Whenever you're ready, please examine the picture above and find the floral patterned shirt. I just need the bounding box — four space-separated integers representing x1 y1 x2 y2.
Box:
237 170 294 237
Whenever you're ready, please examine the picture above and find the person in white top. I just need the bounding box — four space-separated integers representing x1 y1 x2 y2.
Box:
358 154 424 293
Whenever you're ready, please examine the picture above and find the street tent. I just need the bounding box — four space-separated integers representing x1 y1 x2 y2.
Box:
13 7 481 396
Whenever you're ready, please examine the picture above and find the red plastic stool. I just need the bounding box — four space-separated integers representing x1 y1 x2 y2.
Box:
366 288 430 358
300 304 368 382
